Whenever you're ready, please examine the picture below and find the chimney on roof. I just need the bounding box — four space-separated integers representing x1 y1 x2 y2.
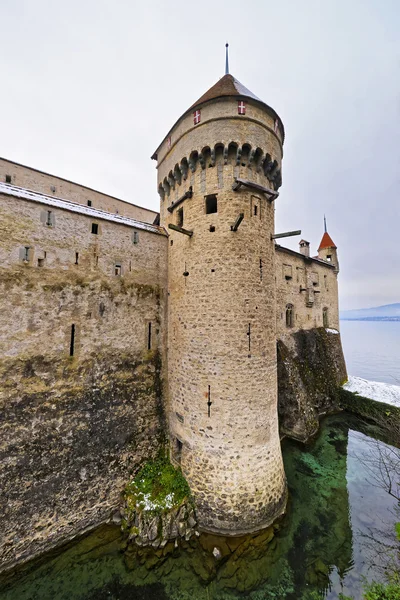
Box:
299 239 310 258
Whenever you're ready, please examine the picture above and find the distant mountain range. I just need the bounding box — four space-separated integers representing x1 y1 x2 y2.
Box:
340 303 400 321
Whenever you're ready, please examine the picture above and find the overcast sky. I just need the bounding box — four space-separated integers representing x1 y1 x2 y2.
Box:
1 0 399 310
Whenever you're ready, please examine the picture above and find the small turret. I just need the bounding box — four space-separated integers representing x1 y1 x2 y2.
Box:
318 217 339 273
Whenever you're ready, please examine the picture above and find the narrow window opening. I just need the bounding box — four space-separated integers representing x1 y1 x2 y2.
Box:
95 255 99 267
254 205 258 216
286 305 294 327
5 174 11 183
46 210 53 226
87 200 92 207
91 223 99 234
177 208 184 227
133 231 139 244
114 264 121 276
211 268 215 272
147 322 152 350
209 225 215 232
170 239 174 246
326 254 332 262
50 185 56 193
70 324 75 357
75 252 79 265
207 385 212 417
323 308 329 328
23 246 30 262
247 323 251 355
259 258 263 281
37 258 44 267
174 438 183 463
129 260 132 272
205 194 217 214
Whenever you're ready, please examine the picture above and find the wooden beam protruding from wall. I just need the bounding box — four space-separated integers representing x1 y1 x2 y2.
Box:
231 213 244 232
232 178 279 200
168 223 193 237
167 187 193 213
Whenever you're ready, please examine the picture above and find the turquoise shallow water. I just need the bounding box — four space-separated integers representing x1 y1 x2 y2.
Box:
1 413 398 600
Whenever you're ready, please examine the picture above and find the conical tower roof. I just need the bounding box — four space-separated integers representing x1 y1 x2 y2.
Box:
190 74 262 108
152 72 284 160
318 231 337 251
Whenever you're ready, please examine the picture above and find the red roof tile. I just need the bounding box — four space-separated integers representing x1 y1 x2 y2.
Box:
318 232 337 251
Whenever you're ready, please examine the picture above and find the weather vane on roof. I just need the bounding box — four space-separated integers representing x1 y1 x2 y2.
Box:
225 43 229 75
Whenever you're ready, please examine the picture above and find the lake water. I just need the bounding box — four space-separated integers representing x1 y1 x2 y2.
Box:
340 320 400 385
1 322 399 599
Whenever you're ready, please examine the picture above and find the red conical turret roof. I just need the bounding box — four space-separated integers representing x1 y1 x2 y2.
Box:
318 232 337 251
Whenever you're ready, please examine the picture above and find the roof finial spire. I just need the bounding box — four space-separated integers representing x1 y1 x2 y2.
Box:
225 43 229 75
324 214 327 233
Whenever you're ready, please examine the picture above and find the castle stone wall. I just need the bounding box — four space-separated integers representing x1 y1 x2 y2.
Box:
275 246 339 336
158 98 287 535
0 158 157 223
0 192 168 572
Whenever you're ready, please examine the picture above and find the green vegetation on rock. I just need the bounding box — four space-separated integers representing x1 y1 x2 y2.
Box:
124 457 191 517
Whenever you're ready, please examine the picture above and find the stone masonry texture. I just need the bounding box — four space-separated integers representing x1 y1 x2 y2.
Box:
0 158 157 224
0 75 345 569
157 97 288 535
0 192 167 572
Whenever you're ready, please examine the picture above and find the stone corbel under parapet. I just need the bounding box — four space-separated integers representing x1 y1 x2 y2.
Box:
158 142 283 200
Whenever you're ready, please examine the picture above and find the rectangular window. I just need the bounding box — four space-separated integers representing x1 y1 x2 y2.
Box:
133 231 139 244
87 200 92 207
37 258 44 267
254 205 258 216
205 194 217 214
20 246 31 263
46 210 53 226
114 264 122 276
177 208 184 228
147 322 152 350
91 223 99 234
5 174 11 183
75 252 79 265
283 264 292 280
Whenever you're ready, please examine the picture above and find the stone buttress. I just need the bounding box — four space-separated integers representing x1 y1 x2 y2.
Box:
152 74 287 534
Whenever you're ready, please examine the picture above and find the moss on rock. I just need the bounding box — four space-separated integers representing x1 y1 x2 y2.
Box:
124 457 191 517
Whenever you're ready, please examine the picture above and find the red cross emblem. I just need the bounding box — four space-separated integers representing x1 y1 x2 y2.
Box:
193 110 201 125
238 101 246 115
167 136 171 149
274 119 279 134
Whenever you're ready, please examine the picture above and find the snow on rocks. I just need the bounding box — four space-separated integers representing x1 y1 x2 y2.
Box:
325 328 339 334
343 376 400 408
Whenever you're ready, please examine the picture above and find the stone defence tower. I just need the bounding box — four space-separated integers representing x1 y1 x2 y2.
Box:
152 73 287 535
